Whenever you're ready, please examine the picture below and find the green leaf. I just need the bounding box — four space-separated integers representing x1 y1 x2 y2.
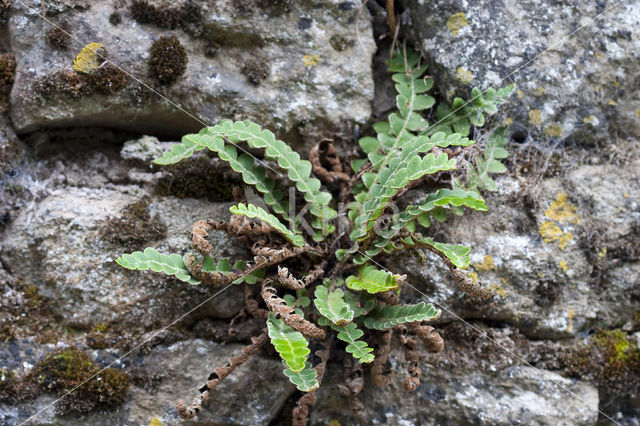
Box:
342 291 376 317
206 120 336 235
314 285 354 326
359 137 379 154
116 248 200 285
345 265 402 294
267 313 310 373
230 203 305 247
362 302 440 330
283 362 319 392
332 322 374 363
154 132 207 165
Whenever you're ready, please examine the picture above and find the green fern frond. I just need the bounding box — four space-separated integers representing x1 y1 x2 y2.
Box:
230 203 305 247
314 285 354 326
153 130 207 165
267 313 310 373
332 322 374 363
458 125 510 192
342 290 377 317
362 302 440 330
116 248 200 285
345 265 402 294
282 362 319 392
207 120 336 236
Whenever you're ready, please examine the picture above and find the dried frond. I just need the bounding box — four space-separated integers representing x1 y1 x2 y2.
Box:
410 323 444 353
309 139 349 185
176 333 268 419
276 260 327 290
370 329 393 387
337 357 367 423
261 282 326 340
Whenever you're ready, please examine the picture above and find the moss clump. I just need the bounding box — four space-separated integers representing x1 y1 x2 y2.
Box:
241 56 271 86
25 347 129 414
0 368 19 403
34 70 90 99
0 53 15 87
86 63 130 94
154 157 236 201
565 328 640 393
109 12 122 25
34 63 129 99
45 25 71 50
148 35 188 85
130 0 201 29
100 196 167 251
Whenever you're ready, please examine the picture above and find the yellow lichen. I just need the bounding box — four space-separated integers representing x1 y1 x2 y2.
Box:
487 283 508 298
557 232 573 250
517 89 524 99
503 117 513 125
594 51 604 61
544 122 563 137
468 272 479 283
545 193 580 224
149 418 163 426
446 12 468 36
329 420 342 426
533 87 546 96
528 109 542 126
539 221 563 242
566 309 575 333
609 98 616 106
303 54 320 67
473 254 496 271
558 260 569 272
635 109 640 119
456 67 473 84
72 43 105 73
583 115 596 124
623 192 629 198
598 247 607 258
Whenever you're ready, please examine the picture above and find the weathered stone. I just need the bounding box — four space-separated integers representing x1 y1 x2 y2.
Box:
396 158 640 339
403 0 640 142
9 0 376 138
312 361 598 425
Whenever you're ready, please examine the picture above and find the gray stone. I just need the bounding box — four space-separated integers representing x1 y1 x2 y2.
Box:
0 142 248 328
9 0 376 138
403 0 640 142
312 360 598 425
395 158 640 339
0 339 293 425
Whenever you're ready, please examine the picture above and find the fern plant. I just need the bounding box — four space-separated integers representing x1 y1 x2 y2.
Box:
116 48 512 425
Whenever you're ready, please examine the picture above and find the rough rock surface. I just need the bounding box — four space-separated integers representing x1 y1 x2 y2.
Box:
0 136 247 328
0 338 294 425
403 0 640 142
312 361 598 425
9 0 376 138
395 156 640 339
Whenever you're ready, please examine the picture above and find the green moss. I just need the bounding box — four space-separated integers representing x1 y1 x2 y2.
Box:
24 347 129 414
148 35 188 86
100 196 167 251
565 328 640 394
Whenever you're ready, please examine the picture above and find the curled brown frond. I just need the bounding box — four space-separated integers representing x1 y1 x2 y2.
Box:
402 336 421 392
337 357 367 423
370 329 393 387
261 282 326 340
176 333 268 419
309 139 349 185
276 260 327 290
245 284 268 320
292 338 332 426
410 323 444 353
192 216 273 256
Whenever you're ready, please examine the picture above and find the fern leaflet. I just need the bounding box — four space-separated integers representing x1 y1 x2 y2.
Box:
116 248 199 285
345 265 402 294
314 285 354 326
362 302 440 330
230 203 304 247
267 313 310 373
283 362 319 392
